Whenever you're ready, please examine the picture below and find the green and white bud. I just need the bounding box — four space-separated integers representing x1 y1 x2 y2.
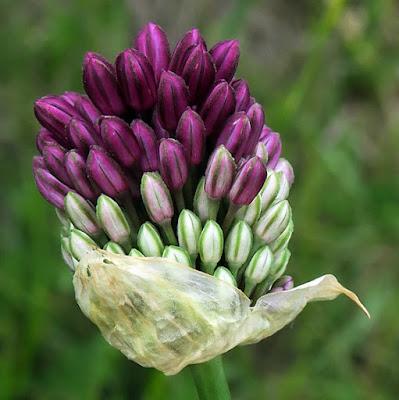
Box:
214 266 237 287
104 241 125 254
234 194 261 226
64 192 102 238
253 248 291 300
177 209 202 263
244 246 273 297
224 220 253 276
270 218 294 254
61 234 77 271
128 248 144 257
137 222 164 257
254 200 291 244
162 245 192 266
198 220 223 274
193 177 220 222
96 194 131 247
69 228 97 261
259 170 289 213
55 208 69 226
272 172 290 206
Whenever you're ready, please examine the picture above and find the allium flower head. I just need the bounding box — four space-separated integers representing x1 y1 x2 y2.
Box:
32 22 369 375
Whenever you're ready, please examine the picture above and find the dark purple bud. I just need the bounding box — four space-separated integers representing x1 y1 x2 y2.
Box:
75 95 101 128
115 48 157 112
67 117 102 154
270 275 294 292
151 110 170 139
216 112 251 160
210 39 240 82
42 143 72 186
36 128 59 153
34 95 76 146
229 156 267 206
157 71 189 131
62 91 82 106
245 103 265 156
134 22 170 83
87 146 129 197
204 145 236 199
181 45 215 103
259 125 272 141
169 28 206 74
232 79 250 112
82 52 126 116
100 116 140 168
33 167 72 209
159 139 188 190
32 155 46 170
199 80 235 135
131 119 159 172
176 108 205 165
65 150 99 201
247 96 256 110
260 130 282 169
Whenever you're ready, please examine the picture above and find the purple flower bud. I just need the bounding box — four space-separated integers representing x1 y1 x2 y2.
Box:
42 143 72 186
82 52 126 116
115 48 157 112
210 39 240 82
259 125 272 141
75 95 101 128
229 156 267 206
134 22 170 83
36 128 59 153
231 79 250 112
87 146 129 197
204 146 236 199
260 129 282 169
159 139 188 190
65 150 99 201
32 155 46 170
245 103 265 156
270 275 294 292
199 80 235 135
176 108 205 165
216 112 251 160
157 71 189 131
141 172 174 224
67 117 102 154
181 45 215 103
34 95 76 146
62 91 82 106
169 28 206 74
33 167 72 209
131 119 159 172
100 116 140 168
254 142 268 164
275 158 294 186
151 110 170 139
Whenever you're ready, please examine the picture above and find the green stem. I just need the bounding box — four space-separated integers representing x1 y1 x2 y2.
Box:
175 189 186 212
190 356 231 400
161 220 178 245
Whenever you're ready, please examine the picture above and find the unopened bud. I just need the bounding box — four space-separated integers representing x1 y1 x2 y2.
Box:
270 218 294 254
137 222 164 257
104 241 125 254
259 171 289 211
231 79 250 112
254 142 269 164
64 192 101 238
214 267 237 287
96 194 131 246
198 220 223 274
270 275 294 292
69 228 97 261
235 193 261 226
193 177 220 222
162 245 191 266
210 39 240 82
61 234 77 271
128 248 144 257
177 209 202 262
254 200 291 244
275 158 295 187
224 220 253 276
244 246 273 297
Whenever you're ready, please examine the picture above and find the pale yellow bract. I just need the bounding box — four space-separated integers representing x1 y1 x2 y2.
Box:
73 249 369 375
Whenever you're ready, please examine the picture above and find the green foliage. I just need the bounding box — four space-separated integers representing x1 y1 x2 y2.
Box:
1 0 398 398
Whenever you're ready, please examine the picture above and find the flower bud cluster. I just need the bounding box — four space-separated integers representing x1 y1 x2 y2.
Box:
32 22 295 299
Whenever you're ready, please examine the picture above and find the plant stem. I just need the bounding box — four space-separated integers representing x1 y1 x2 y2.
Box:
190 356 231 400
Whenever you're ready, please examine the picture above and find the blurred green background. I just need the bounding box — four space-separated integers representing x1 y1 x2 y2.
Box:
1 0 398 399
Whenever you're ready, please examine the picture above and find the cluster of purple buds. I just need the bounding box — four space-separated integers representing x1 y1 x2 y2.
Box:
32 22 295 299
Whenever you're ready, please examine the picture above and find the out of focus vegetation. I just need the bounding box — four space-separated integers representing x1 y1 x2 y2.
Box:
1 0 398 399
